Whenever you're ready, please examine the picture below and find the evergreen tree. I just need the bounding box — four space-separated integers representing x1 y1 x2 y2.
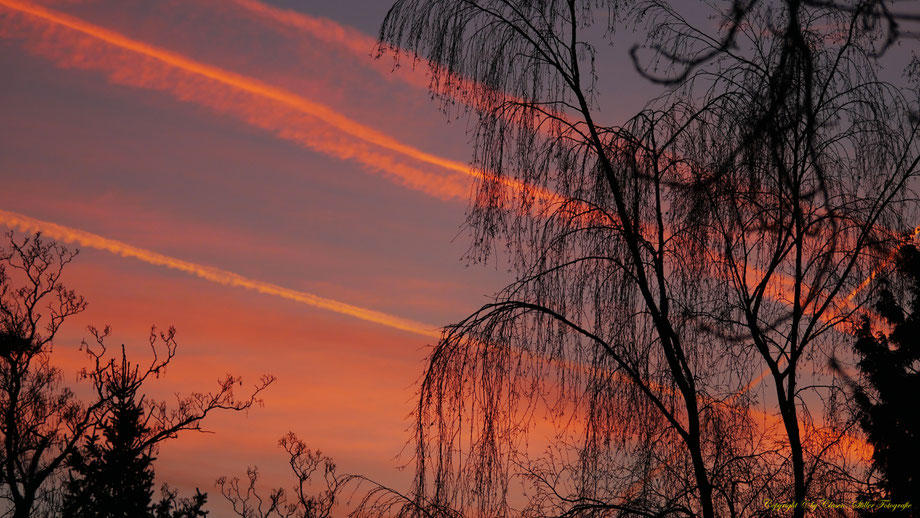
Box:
62 347 210 517
62 351 156 518
153 485 209 518
851 244 920 509
0 233 267 517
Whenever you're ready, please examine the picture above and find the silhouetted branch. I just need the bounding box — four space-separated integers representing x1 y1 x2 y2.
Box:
219 433 340 518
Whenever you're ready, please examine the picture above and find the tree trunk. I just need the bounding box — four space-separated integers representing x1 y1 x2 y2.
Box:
688 426 716 518
778 380 806 518
11 489 34 518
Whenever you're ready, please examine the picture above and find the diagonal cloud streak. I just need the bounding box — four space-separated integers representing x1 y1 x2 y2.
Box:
218 0 893 319
0 208 441 338
225 0 584 137
225 0 431 89
0 0 894 401
0 0 568 206
0 0 477 200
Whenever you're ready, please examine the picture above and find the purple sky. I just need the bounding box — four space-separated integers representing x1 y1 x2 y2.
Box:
0 0 662 514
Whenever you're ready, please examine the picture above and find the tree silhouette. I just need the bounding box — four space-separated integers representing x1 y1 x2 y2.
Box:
0 232 94 518
847 243 920 511
61 326 274 517
371 1 920 517
218 433 342 518
62 377 156 517
152 485 209 518
153 484 208 518
0 232 274 517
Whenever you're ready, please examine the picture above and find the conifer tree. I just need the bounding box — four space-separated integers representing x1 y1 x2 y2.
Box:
0 233 268 516
851 244 920 509
62 349 159 517
62 344 213 517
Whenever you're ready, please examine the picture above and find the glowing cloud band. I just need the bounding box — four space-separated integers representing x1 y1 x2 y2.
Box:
0 209 440 338
0 0 567 205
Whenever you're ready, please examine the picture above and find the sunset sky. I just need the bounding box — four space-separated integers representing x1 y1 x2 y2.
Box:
8 0 895 515
0 0 542 511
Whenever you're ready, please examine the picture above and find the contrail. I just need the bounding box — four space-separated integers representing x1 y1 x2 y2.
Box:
2 0 885 325
0 209 842 433
221 0 900 314
228 0 386 65
225 0 582 133
0 0 566 206
0 0 463 201
1 0 897 403
0 0 462 173
0 209 441 338
200 0 881 470
225 0 432 90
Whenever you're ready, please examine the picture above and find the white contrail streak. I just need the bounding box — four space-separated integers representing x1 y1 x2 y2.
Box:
0 209 441 338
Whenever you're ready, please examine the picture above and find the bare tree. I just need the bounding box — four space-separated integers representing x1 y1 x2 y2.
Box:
632 1 920 514
629 0 920 84
218 433 341 518
63 326 275 517
371 1 920 517
0 232 93 518
83 326 275 454
0 232 274 518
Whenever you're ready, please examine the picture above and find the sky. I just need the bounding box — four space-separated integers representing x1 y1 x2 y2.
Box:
0 0 884 514
0 0 533 511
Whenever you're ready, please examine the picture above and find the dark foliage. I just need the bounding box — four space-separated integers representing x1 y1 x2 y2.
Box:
62 347 212 518
62 395 156 517
0 231 273 517
0 232 92 518
851 244 920 510
153 486 209 518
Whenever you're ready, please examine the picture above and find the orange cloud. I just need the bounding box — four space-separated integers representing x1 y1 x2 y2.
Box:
0 0 865 400
0 0 474 200
0 0 881 468
0 209 846 448
224 0 585 137
224 0 431 89
0 208 440 338
214 0 902 317
0 0 570 209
